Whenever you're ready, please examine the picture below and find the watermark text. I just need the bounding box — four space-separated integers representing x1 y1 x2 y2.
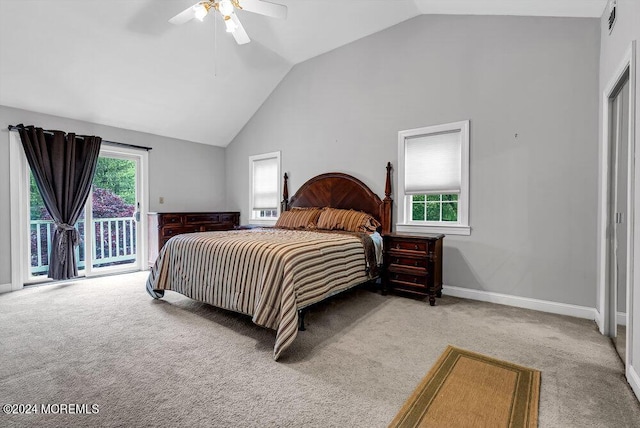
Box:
2 403 99 415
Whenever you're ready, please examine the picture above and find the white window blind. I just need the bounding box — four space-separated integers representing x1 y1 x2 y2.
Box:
404 130 462 195
252 157 278 210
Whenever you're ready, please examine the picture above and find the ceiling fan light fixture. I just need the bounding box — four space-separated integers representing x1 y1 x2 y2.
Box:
218 0 235 16
225 17 238 33
169 0 286 45
193 3 209 21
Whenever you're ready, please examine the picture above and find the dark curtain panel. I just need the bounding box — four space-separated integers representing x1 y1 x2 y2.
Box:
18 125 102 280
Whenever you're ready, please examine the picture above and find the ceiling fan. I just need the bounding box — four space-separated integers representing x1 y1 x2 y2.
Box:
169 0 287 45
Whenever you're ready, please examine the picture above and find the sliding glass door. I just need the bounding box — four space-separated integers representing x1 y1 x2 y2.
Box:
85 151 141 275
27 146 145 280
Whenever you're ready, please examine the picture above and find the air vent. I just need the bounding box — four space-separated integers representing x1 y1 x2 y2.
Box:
608 0 617 34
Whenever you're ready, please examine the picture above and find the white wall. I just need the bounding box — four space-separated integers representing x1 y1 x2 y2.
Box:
598 0 640 397
226 14 600 307
0 105 227 285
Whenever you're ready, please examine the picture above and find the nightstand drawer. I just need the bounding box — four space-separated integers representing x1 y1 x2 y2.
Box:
388 271 427 288
387 239 428 254
388 255 428 269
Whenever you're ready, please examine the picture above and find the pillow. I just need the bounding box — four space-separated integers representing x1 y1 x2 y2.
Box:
275 208 322 229
316 208 381 233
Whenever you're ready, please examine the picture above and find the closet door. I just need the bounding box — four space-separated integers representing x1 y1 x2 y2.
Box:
609 78 630 363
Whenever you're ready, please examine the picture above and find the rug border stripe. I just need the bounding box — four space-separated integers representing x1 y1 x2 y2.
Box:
389 345 541 428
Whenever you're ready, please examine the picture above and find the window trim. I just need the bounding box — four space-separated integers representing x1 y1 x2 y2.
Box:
248 151 281 226
396 120 471 236
9 131 29 290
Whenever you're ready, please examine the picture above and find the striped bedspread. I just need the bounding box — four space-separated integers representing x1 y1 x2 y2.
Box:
146 228 375 360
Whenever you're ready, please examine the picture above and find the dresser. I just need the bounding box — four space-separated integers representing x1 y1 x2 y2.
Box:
382 233 444 306
148 212 240 266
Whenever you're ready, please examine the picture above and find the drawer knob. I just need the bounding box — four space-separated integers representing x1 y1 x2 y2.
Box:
414 244 419 250
414 261 418 267
413 278 417 283
395 244 400 249
394 258 399 264
393 274 398 279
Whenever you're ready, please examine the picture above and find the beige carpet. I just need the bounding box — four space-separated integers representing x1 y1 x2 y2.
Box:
390 346 540 427
0 272 639 427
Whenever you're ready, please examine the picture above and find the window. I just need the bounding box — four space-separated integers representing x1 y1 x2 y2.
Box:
397 120 470 235
249 151 281 224
411 194 458 222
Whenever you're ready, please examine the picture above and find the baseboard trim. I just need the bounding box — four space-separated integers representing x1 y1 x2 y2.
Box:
595 309 605 333
628 364 640 402
0 283 12 294
617 312 628 327
443 285 596 320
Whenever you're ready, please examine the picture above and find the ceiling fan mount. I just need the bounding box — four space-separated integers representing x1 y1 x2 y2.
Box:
169 0 287 45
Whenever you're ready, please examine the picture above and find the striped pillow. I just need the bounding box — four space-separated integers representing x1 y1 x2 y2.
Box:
275 208 322 229
316 208 381 233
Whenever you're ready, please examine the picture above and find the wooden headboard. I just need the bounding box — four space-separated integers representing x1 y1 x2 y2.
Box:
281 163 393 235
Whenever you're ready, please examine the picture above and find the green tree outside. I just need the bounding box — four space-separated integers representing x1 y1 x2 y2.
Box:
30 174 45 220
92 158 136 205
29 157 136 220
411 194 458 222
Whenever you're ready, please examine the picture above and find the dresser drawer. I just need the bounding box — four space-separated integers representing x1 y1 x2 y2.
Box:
186 213 220 224
162 226 200 238
159 214 183 227
221 213 238 223
159 237 172 249
202 224 230 232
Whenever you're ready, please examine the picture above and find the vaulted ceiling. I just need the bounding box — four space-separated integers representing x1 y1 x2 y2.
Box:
0 0 606 147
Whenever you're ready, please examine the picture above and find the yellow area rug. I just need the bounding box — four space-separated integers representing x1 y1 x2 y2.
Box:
390 346 540 428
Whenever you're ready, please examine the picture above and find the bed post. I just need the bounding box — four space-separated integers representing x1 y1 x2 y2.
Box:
281 172 289 212
382 162 393 235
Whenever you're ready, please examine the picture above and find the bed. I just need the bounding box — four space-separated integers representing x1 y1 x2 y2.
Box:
146 163 393 360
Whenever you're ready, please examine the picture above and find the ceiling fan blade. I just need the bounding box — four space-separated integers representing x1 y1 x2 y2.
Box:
237 0 287 20
169 3 200 25
230 13 251 45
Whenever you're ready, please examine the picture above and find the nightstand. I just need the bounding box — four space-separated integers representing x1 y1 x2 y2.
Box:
382 233 444 306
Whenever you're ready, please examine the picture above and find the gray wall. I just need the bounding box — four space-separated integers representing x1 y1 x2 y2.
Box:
226 14 600 307
598 0 640 386
0 105 227 285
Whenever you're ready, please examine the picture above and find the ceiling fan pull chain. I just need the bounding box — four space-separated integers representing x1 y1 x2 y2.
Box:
214 7 218 77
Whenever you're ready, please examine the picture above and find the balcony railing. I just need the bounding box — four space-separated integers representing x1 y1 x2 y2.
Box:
30 217 137 276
